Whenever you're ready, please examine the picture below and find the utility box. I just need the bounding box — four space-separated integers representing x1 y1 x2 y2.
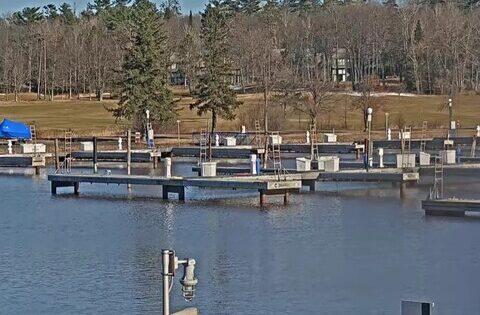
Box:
444 139 454 147
419 152 431 166
396 154 416 168
223 137 236 147
323 133 337 143
318 156 340 172
31 155 46 167
269 135 282 145
399 131 411 140
80 142 93 151
200 162 217 177
401 300 434 315
440 150 456 164
20 143 46 154
296 157 311 172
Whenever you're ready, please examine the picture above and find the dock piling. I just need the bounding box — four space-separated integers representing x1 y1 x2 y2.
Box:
54 138 59 170
93 137 98 174
127 130 132 191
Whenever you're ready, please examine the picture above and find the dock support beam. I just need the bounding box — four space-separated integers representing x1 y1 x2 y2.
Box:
74 182 80 195
425 209 465 217
284 192 290 205
93 137 98 174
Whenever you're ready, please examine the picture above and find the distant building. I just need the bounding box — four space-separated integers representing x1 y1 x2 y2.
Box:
331 48 350 82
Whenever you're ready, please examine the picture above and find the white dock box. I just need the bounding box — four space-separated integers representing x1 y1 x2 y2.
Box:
324 157 340 172
440 150 456 164
398 131 411 140
200 162 217 177
323 133 337 143
318 156 340 172
20 143 46 154
296 157 311 172
223 137 236 147
80 142 93 151
396 154 416 168
419 152 431 166
269 135 282 145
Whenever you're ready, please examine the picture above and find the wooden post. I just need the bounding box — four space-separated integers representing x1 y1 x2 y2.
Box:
93 137 98 174
54 138 59 170
127 130 132 191
74 182 80 195
284 191 290 205
259 190 266 205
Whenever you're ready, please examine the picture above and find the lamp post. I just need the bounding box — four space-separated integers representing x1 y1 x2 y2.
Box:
367 107 373 169
385 112 389 139
162 249 198 315
145 109 150 142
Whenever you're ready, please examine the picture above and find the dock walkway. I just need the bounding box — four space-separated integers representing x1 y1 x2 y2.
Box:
48 173 302 205
422 198 480 216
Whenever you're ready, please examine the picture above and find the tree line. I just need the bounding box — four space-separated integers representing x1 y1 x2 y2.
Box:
1 0 480 131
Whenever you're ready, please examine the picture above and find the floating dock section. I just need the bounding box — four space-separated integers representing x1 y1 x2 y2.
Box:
48 173 302 205
422 198 480 216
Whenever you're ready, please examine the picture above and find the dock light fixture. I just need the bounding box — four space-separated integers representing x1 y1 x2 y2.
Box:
162 249 198 315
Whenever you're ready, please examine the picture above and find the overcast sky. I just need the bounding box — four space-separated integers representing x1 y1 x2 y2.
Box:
0 0 208 15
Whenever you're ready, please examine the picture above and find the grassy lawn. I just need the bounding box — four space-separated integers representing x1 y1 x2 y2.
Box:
1 91 479 137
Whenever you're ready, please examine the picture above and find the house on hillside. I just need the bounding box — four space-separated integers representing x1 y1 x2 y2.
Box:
331 48 350 82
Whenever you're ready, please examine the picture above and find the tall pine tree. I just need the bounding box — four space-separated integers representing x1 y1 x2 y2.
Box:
191 0 240 139
113 0 176 131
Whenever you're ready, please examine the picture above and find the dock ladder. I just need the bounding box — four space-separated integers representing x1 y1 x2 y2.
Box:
420 121 428 152
401 126 412 169
254 120 262 149
29 124 38 156
199 128 208 163
429 155 444 200
270 131 284 179
56 131 73 174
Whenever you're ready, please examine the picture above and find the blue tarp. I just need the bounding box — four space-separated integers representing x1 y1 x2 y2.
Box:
0 119 31 140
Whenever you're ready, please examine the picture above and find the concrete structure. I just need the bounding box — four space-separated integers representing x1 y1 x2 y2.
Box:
48 173 302 205
20 143 46 154
422 198 480 216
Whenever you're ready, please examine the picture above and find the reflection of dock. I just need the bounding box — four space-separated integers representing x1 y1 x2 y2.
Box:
422 199 480 216
47 173 302 205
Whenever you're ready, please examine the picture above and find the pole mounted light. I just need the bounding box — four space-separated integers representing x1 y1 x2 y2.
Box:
162 249 198 315
367 107 373 169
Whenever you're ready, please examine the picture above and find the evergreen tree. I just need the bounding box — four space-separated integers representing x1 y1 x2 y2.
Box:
191 1 240 139
239 0 261 14
113 0 176 130
161 0 181 19
59 3 76 24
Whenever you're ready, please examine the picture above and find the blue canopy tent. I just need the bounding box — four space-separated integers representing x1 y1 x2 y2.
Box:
0 119 31 140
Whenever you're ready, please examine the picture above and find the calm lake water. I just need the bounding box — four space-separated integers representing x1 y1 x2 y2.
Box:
1 162 480 314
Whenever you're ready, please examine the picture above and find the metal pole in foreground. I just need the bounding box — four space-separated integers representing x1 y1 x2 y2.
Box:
162 249 171 315
127 130 132 191
177 120 181 147
385 112 389 138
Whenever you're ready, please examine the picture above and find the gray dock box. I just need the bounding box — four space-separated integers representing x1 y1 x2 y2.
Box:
401 300 434 315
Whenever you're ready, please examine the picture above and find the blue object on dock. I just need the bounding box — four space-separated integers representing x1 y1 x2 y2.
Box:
256 159 262 175
0 119 31 140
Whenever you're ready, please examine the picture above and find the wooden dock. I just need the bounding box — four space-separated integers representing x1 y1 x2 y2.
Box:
317 169 420 183
422 198 480 216
47 173 302 205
